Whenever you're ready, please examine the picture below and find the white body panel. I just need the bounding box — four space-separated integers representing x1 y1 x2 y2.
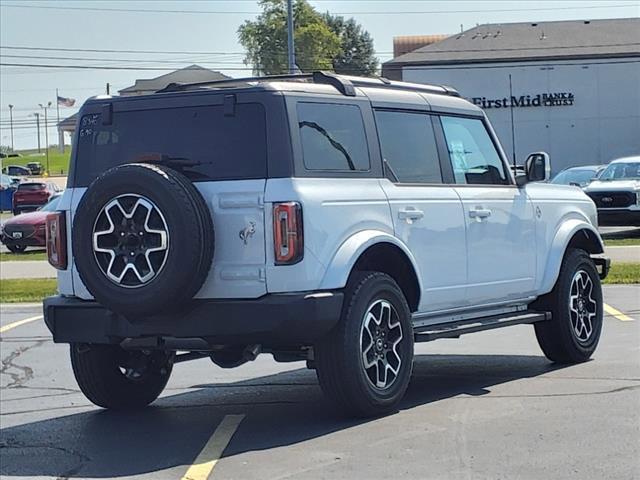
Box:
59 178 602 320
264 177 393 293
379 179 467 312
454 186 537 305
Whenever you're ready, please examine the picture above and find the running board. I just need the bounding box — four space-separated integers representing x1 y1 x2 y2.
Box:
413 311 551 343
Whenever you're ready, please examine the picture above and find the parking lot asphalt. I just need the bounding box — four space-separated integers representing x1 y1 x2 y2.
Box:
0 285 638 480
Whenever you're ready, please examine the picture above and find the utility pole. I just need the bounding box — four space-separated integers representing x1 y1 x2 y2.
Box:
106 83 110 95
286 0 296 74
34 112 41 153
8 104 14 151
39 102 52 174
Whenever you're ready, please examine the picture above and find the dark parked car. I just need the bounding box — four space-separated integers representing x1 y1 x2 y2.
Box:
2 165 31 176
551 165 606 187
12 181 61 215
26 162 43 175
1 194 62 252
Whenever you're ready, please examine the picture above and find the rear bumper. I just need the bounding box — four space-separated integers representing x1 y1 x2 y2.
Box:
597 209 640 226
43 291 343 347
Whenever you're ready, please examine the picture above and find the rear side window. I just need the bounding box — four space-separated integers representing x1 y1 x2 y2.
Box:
297 102 370 171
374 110 442 184
75 103 267 184
440 116 509 185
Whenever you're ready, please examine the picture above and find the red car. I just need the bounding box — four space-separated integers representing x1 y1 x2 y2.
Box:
12 181 61 215
2 194 62 253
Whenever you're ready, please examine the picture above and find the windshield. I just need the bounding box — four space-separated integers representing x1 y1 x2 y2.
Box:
39 195 61 212
551 168 597 186
599 162 640 181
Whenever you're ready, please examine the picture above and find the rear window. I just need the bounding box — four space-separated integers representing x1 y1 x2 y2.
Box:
75 103 267 184
17 183 45 191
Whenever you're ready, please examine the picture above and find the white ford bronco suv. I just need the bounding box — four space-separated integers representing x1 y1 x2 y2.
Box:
44 72 610 417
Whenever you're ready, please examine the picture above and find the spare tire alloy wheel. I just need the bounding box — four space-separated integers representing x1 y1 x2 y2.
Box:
360 299 404 390
93 194 169 288
73 164 214 316
569 270 597 344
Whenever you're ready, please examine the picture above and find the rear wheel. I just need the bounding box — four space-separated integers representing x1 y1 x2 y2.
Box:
6 244 26 253
70 344 173 409
315 271 414 417
533 248 603 363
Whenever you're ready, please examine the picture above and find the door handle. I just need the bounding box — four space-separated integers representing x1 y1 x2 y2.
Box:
469 207 492 220
398 207 424 223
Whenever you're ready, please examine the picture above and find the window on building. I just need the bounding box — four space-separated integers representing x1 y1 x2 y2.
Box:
440 116 509 185
297 102 370 171
374 110 442 184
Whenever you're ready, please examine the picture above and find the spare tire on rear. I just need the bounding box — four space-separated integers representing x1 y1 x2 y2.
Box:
72 163 214 316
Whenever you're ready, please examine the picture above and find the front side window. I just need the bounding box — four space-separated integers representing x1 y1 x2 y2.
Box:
440 116 509 185
374 110 442 184
297 102 370 171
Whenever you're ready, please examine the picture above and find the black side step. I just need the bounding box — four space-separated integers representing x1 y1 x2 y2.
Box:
413 311 551 343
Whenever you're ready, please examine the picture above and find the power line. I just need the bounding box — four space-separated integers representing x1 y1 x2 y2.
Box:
1 2 637 15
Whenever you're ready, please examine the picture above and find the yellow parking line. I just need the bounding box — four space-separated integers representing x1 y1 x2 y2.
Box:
604 303 634 322
0 315 43 333
181 414 245 480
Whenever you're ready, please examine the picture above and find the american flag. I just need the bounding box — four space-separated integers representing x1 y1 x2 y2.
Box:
57 95 76 107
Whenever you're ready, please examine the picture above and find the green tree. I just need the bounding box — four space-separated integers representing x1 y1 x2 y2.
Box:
238 0 340 75
323 14 378 76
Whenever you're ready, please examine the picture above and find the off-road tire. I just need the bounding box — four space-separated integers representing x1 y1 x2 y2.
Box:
70 344 173 409
315 271 414 417
72 163 214 316
533 248 603 363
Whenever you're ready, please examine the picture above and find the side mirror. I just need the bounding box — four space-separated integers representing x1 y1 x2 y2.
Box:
516 152 551 186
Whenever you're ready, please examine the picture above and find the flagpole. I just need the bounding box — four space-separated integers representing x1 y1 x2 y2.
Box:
56 88 63 153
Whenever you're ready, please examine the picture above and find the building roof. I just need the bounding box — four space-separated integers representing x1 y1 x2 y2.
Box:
118 65 230 95
57 112 78 131
384 18 640 69
393 35 450 58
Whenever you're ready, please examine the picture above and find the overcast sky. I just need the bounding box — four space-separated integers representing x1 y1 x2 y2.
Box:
1 0 639 150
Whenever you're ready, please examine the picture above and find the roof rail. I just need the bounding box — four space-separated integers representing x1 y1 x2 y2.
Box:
155 71 458 97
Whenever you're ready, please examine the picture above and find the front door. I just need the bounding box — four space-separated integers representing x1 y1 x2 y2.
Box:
439 115 537 306
375 109 467 313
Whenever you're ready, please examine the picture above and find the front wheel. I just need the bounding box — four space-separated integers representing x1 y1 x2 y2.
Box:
315 271 414 417
533 248 603 363
70 344 173 409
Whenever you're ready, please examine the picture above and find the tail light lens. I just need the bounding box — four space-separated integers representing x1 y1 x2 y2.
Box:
273 202 303 265
46 212 67 270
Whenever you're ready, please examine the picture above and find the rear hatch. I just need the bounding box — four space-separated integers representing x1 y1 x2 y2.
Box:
65 94 272 300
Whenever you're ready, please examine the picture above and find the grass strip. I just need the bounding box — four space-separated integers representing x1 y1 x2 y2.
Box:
604 238 640 247
0 278 57 303
0 251 48 262
603 262 640 284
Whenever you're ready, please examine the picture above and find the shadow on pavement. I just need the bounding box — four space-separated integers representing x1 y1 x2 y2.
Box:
0 353 565 478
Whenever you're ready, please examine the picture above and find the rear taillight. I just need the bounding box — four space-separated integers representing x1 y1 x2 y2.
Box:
273 202 303 265
46 212 67 270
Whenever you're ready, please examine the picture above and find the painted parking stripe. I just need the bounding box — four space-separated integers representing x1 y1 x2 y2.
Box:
0 315 43 333
604 303 634 322
181 414 245 480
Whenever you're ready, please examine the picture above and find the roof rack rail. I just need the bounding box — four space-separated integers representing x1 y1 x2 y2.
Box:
155 71 458 97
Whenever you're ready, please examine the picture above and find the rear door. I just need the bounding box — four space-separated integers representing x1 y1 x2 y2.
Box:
439 115 537 306
375 109 467 313
68 95 270 299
